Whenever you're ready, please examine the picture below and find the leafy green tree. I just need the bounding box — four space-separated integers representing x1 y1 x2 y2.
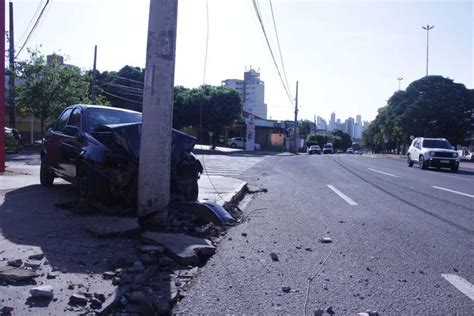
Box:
298 120 312 138
15 50 92 132
331 129 352 150
173 85 241 138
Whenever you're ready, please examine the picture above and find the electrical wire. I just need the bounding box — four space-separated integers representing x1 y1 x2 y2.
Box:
16 0 44 48
252 0 293 105
99 81 143 92
101 90 142 105
108 74 144 85
15 0 50 58
202 0 209 85
269 0 292 100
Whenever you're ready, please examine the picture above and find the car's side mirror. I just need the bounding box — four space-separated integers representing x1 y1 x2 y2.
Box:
64 126 80 137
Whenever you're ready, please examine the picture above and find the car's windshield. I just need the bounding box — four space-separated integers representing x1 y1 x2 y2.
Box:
324 144 332 148
87 108 142 130
423 139 451 149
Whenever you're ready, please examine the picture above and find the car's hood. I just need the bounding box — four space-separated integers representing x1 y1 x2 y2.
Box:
91 122 197 164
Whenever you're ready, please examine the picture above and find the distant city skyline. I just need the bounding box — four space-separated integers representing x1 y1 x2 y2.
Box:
314 112 369 139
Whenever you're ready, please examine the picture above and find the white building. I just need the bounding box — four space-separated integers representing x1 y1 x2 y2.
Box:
222 68 267 119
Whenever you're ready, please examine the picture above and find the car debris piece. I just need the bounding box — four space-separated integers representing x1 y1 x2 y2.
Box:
172 200 235 225
281 286 291 293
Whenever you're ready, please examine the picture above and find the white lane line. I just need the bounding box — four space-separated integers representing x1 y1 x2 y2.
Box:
427 171 474 182
432 186 474 198
368 168 400 178
441 274 474 301
363 154 377 158
327 185 358 206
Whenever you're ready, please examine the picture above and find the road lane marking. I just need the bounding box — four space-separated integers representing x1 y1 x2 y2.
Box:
368 168 400 178
327 185 358 206
441 274 474 301
426 171 474 182
362 154 377 158
432 186 474 198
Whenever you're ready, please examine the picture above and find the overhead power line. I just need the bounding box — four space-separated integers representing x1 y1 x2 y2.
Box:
108 74 144 85
251 0 293 105
101 90 143 105
16 0 44 48
16 0 50 58
99 81 143 92
269 0 292 100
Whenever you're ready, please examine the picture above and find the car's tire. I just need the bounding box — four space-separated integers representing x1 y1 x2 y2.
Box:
451 165 459 173
407 155 414 167
230 143 237 148
419 155 428 169
40 156 54 186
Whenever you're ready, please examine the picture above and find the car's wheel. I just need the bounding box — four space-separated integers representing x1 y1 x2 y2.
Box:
419 155 428 169
230 143 237 148
451 165 459 173
407 155 414 167
40 156 54 186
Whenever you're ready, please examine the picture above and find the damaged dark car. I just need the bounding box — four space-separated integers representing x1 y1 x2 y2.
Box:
40 104 203 211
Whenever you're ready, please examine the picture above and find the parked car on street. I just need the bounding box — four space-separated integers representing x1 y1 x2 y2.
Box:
323 143 334 154
227 137 261 150
407 137 460 172
346 147 354 154
307 145 321 155
40 104 203 209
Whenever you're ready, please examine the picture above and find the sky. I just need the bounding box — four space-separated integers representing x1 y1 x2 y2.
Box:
7 0 473 123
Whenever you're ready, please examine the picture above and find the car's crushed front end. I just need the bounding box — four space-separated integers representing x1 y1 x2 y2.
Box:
86 123 203 209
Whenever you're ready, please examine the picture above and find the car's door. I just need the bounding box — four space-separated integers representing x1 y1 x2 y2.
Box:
45 108 73 175
60 107 84 179
412 140 421 161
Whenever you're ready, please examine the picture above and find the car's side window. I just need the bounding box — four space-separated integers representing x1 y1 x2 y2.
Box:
55 109 73 133
67 108 82 129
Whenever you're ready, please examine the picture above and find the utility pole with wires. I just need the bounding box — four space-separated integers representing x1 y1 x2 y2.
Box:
138 0 178 221
8 1 15 128
91 45 97 104
293 81 299 154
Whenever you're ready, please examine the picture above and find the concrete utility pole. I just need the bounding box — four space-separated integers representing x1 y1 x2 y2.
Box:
8 1 15 128
138 0 178 221
293 81 298 154
397 77 403 91
422 25 434 76
91 45 97 104
1 0 6 172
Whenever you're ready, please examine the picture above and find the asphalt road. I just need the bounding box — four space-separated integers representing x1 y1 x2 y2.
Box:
175 153 474 314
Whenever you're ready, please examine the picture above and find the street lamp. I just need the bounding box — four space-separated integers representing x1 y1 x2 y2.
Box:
422 25 434 76
397 77 403 91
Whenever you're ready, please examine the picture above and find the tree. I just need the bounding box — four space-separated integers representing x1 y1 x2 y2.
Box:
298 120 312 138
15 50 92 132
331 129 352 151
173 85 241 138
364 76 473 153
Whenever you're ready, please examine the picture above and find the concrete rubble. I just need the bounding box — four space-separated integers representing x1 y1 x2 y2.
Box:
29 285 54 299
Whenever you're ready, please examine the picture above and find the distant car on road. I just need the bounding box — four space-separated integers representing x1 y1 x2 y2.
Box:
346 147 354 154
323 143 334 154
407 137 460 172
308 145 321 155
354 150 362 155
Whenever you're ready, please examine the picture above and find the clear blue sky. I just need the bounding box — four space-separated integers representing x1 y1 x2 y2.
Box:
7 0 473 123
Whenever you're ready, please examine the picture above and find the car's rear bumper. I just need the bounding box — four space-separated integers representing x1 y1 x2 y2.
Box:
428 158 459 168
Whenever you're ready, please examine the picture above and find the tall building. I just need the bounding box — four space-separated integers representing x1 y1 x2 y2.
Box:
329 112 336 131
317 116 327 130
222 68 267 119
354 115 362 139
345 117 355 137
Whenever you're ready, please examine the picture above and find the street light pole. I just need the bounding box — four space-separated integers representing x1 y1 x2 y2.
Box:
422 25 434 76
397 77 403 91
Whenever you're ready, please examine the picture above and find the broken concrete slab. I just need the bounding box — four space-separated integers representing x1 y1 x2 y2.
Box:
28 253 45 260
83 216 141 238
0 266 39 283
30 285 54 299
6 259 22 267
24 260 42 269
142 232 216 266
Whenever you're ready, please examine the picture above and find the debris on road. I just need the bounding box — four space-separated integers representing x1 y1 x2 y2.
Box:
314 308 325 316
270 252 279 262
241 232 248 237
281 286 291 293
28 253 45 260
69 293 89 305
84 217 141 238
0 266 38 284
319 237 333 244
142 232 216 266
305 247 313 252
30 285 54 299
6 259 22 267
326 306 335 314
